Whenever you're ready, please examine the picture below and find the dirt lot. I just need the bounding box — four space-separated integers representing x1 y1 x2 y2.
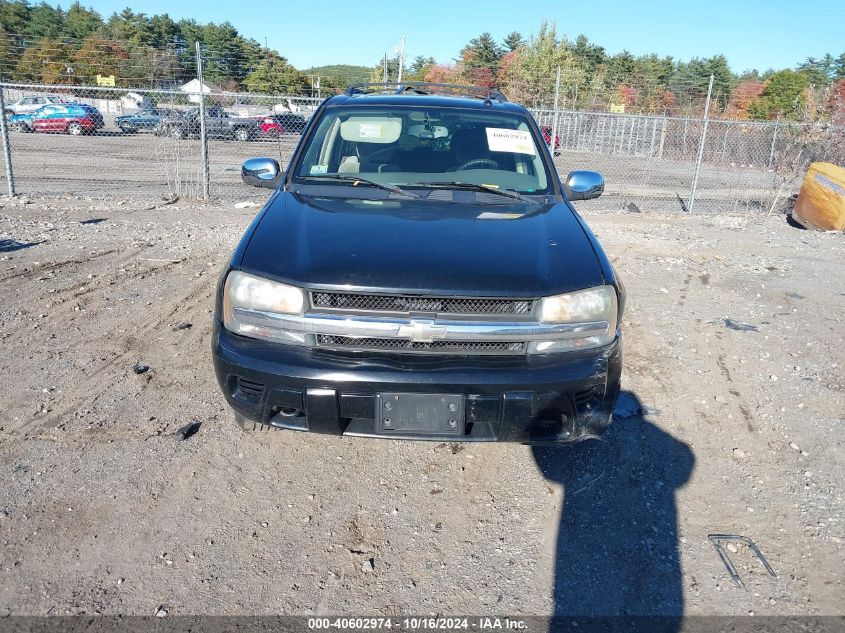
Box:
0 195 843 616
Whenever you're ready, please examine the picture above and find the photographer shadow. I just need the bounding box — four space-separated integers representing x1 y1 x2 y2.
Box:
532 391 695 619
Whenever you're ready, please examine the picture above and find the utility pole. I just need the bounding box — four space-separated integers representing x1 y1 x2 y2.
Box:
195 40 210 200
688 73 714 213
383 52 388 84
397 34 405 84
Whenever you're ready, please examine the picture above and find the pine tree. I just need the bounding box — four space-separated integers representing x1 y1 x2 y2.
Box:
503 32 524 52
460 32 503 72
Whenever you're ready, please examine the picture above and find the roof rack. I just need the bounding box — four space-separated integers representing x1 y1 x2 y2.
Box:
344 82 508 103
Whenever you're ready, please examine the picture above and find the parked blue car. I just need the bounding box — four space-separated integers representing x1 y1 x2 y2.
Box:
115 107 177 133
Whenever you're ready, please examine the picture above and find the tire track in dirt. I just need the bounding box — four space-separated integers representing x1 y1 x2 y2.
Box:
0 248 122 283
11 265 216 435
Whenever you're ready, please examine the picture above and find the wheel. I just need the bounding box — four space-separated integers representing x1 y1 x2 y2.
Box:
235 412 277 432
234 128 250 142
169 127 184 139
119 125 136 134
267 128 280 139
13 122 30 133
67 122 83 136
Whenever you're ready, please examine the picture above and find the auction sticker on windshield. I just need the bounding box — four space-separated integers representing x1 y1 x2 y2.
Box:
485 128 535 155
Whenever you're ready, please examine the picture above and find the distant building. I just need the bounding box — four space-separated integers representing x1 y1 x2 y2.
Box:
179 79 220 103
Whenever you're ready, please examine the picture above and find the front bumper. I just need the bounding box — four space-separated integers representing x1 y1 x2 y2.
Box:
212 321 622 443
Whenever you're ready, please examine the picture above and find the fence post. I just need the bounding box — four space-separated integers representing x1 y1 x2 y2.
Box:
195 40 210 200
649 118 657 157
768 116 780 169
0 85 15 197
550 66 560 154
658 114 667 159
688 74 714 213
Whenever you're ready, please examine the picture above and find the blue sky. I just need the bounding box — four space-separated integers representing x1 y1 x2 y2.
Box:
56 0 845 73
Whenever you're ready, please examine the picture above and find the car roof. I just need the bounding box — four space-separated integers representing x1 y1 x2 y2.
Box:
324 92 528 115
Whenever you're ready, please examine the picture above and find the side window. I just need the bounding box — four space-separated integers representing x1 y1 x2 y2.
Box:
34 97 45 105
21 98 33 105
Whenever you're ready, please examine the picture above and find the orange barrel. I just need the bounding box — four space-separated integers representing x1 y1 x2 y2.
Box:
793 162 845 231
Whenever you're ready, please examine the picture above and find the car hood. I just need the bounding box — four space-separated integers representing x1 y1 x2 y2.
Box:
238 191 604 297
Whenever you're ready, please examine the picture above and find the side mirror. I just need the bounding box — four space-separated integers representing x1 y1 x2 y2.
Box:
565 170 604 201
242 157 281 189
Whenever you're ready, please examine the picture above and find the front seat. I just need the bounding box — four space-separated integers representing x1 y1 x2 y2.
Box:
338 155 360 173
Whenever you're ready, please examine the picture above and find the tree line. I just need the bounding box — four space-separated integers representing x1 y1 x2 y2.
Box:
0 0 311 92
415 23 845 122
1 2 843 122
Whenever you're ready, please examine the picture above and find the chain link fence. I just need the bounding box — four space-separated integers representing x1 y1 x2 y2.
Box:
0 82 318 202
0 80 842 212
532 108 844 213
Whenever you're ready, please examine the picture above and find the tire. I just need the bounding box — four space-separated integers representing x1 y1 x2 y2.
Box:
67 122 83 136
13 122 30 133
267 128 280 139
234 127 250 142
235 412 277 432
119 125 135 134
169 127 183 140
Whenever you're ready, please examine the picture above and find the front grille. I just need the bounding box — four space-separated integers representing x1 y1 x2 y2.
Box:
316 335 526 355
312 292 533 315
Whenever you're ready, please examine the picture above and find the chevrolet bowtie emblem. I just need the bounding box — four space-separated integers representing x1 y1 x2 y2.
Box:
397 319 448 343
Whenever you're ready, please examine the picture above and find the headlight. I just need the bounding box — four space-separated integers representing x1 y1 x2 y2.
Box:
531 285 618 353
223 271 306 343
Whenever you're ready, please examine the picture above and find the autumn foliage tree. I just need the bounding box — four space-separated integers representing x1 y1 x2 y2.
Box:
14 37 73 83
423 64 461 84
829 79 845 124
616 84 637 108
726 80 765 119
71 36 128 83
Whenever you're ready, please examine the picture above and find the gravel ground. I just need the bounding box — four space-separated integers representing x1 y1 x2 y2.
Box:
0 195 843 616
3 129 777 214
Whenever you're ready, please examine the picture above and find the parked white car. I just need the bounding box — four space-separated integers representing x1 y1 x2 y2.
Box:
6 95 67 115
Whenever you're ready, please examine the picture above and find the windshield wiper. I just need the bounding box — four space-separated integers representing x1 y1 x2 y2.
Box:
405 181 532 202
298 175 418 198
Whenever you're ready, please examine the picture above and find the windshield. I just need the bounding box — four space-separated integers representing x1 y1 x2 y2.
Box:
293 105 552 194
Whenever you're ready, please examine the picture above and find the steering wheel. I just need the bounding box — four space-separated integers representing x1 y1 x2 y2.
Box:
458 158 498 171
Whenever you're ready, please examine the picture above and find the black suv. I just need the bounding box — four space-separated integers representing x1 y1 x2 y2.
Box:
212 83 624 443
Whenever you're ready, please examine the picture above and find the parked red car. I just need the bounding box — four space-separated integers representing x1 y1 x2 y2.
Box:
540 125 561 152
32 103 104 135
258 113 308 138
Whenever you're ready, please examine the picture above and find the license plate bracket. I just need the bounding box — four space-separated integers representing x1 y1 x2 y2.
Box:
376 392 465 436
